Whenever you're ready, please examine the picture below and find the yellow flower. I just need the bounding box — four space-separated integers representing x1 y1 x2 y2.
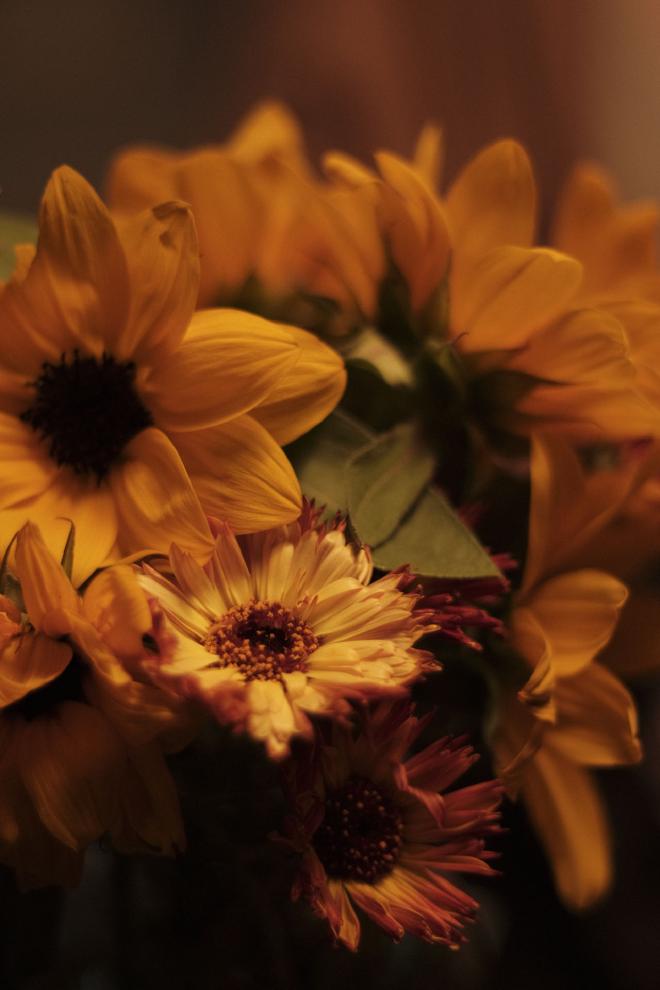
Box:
136 508 438 759
0 165 345 582
284 701 502 950
492 435 641 909
0 522 192 888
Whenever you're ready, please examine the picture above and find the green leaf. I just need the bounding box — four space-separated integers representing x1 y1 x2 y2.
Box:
369 485 502 579
346 421 435 546
286 409 373 516
0 211 37 280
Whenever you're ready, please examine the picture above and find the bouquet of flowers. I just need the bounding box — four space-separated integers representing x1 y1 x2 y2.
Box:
0 101 656 981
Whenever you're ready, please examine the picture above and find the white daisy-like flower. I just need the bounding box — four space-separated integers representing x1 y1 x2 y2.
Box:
137 507 437 759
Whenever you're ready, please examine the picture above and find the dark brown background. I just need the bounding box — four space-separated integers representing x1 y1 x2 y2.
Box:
2 0 660 214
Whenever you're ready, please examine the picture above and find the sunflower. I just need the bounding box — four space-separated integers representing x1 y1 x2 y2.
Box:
0 521 193 888
283 700 502 950
492 435 642 909
0 165 345 583
136 506 439 759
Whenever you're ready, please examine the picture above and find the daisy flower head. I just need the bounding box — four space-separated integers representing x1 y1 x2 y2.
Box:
0 165 346 582
137 506 439 759
283 701 503 950
0 521 192 888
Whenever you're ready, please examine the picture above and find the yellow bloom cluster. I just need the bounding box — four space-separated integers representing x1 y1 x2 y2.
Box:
1 100 658 952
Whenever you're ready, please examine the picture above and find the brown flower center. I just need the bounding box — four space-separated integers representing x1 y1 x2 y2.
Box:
314 775 404 883
21 350 153 481
203 600 319 682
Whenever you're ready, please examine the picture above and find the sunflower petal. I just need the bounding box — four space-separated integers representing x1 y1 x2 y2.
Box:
170 415 301 533
110 428 214 560
0 633 72 708
144 309 301 431
15 521 81 633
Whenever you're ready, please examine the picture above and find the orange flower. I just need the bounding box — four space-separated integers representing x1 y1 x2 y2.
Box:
0 165 345 582
136 507 438 759
492 435 642 909
0 522 192 888
284 701 502 950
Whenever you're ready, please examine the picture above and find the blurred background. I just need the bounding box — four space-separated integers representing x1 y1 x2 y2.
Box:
1 1 660 987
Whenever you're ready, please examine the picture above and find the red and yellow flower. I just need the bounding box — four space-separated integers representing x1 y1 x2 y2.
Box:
284 701 502 949
136 507 438 759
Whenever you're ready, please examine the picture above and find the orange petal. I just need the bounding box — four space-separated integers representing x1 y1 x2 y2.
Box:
520 747 612 909
412 122 443 190
110 428 214 560
446 139 536 261
452 246 582 352
0 633 72 709
170 414 301 533
116 201 199 363
549 663 641 766
226 100 309 173
522 570 627 677
106 145 180 212
143 309 301 431
111 743 185 855
83 565 153 660
250 325 346 444
18 701 124 848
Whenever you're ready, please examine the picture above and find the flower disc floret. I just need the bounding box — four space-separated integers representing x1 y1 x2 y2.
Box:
314 775 404 883
204 599 319 682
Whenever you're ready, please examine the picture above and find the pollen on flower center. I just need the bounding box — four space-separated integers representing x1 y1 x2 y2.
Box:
203 600 319 682
21 350 153 481
313 775 404 883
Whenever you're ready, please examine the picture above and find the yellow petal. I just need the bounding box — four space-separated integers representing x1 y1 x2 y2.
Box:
111 743 185 855
250 325 346 444
144 309 301 431
375 151 450 311
116 201 199 362
170 414 301 533
0 413 57 509
33 165 130 355
15 521 81 633
0 633 72 708
18 701 124 848
452 246 583 352
446 139 536 261
110 428 215 560
549 663 641 766
523 570 627 677
521 747 612 909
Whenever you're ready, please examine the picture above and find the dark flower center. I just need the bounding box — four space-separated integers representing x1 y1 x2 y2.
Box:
21 350 153 481
314 775 404 883
4 654 86 721
204 600 319 682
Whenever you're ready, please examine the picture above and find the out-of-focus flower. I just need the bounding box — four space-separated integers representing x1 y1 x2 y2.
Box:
492 435 642 909
0 522 192 888
137 507 439 760
0 165 345 581
108 102 384 331
283 700 502 950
